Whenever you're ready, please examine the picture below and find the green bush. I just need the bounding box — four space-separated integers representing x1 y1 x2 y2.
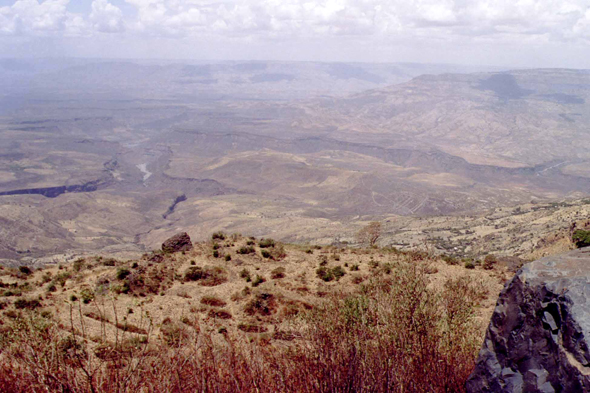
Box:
261 250 271 259
464 261 475 269
317 266 346 282
573 229 590 248
332 266 346 280
225 254 232 261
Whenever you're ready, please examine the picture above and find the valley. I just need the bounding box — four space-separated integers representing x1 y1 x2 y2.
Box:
1 59 589 265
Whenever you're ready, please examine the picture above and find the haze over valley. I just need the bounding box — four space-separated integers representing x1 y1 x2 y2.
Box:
1 59 590 264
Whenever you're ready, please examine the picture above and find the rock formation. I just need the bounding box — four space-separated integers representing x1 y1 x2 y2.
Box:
467 247 590 392
161 232 193 254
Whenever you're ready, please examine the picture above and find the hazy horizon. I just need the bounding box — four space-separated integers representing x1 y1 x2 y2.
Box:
1 1 590 69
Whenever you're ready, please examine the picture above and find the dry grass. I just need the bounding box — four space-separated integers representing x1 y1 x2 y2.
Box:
0 238 507 392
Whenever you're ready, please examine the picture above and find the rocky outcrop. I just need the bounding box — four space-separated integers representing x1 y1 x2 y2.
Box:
161 232 193 254
467 247 590 392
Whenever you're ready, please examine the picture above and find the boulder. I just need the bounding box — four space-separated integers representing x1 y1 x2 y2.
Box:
467 247 590 392
161 232 193 254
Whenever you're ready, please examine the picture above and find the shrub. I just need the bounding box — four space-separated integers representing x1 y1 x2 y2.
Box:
185 267 205 282
80 288 94 304
270 267 286 279
160 318 190 346
213 250 220 258
184 266 228 286
483 254 497 270
212 231 226 241
237 246 255 255
50 272 71 289
316 267 333 282
252 275 265 287
102 258 117 267
73 258 86 272
244 293 277 317
442 255 459 265
14 298 41 310
464 261 475 269
317 266 346 282
573 229 590 248
201 296 227 307
331 266 346 280
261 250 271 259
259 238 275 248
208 309 232 319
270 244 287 260
116 268 131 280
225 254 232 261
240 269 251 281
18 266 32 276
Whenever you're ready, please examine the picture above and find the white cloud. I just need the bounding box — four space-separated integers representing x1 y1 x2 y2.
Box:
90 0 124 33
0 0 87 36
1 0 590 66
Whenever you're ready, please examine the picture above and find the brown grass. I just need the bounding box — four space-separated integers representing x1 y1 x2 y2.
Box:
0 258 484 392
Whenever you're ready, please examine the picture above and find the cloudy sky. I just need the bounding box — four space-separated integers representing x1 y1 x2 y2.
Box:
1 0 589 68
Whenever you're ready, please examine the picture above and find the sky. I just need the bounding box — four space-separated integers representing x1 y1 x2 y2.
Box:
1 0 590 68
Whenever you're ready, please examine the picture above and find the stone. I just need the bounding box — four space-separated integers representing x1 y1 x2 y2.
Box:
467 247 590 392
161 232 193 254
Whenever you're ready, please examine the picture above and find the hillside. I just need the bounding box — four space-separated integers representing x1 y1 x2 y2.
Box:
0 233 508 391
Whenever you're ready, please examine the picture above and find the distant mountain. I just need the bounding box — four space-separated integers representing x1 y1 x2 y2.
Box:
305 69 590 173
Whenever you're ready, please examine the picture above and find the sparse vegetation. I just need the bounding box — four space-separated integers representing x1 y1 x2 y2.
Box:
0 239 503 393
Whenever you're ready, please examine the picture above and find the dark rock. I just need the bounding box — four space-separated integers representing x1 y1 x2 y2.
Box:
161 232 193 254
467 247 590 392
